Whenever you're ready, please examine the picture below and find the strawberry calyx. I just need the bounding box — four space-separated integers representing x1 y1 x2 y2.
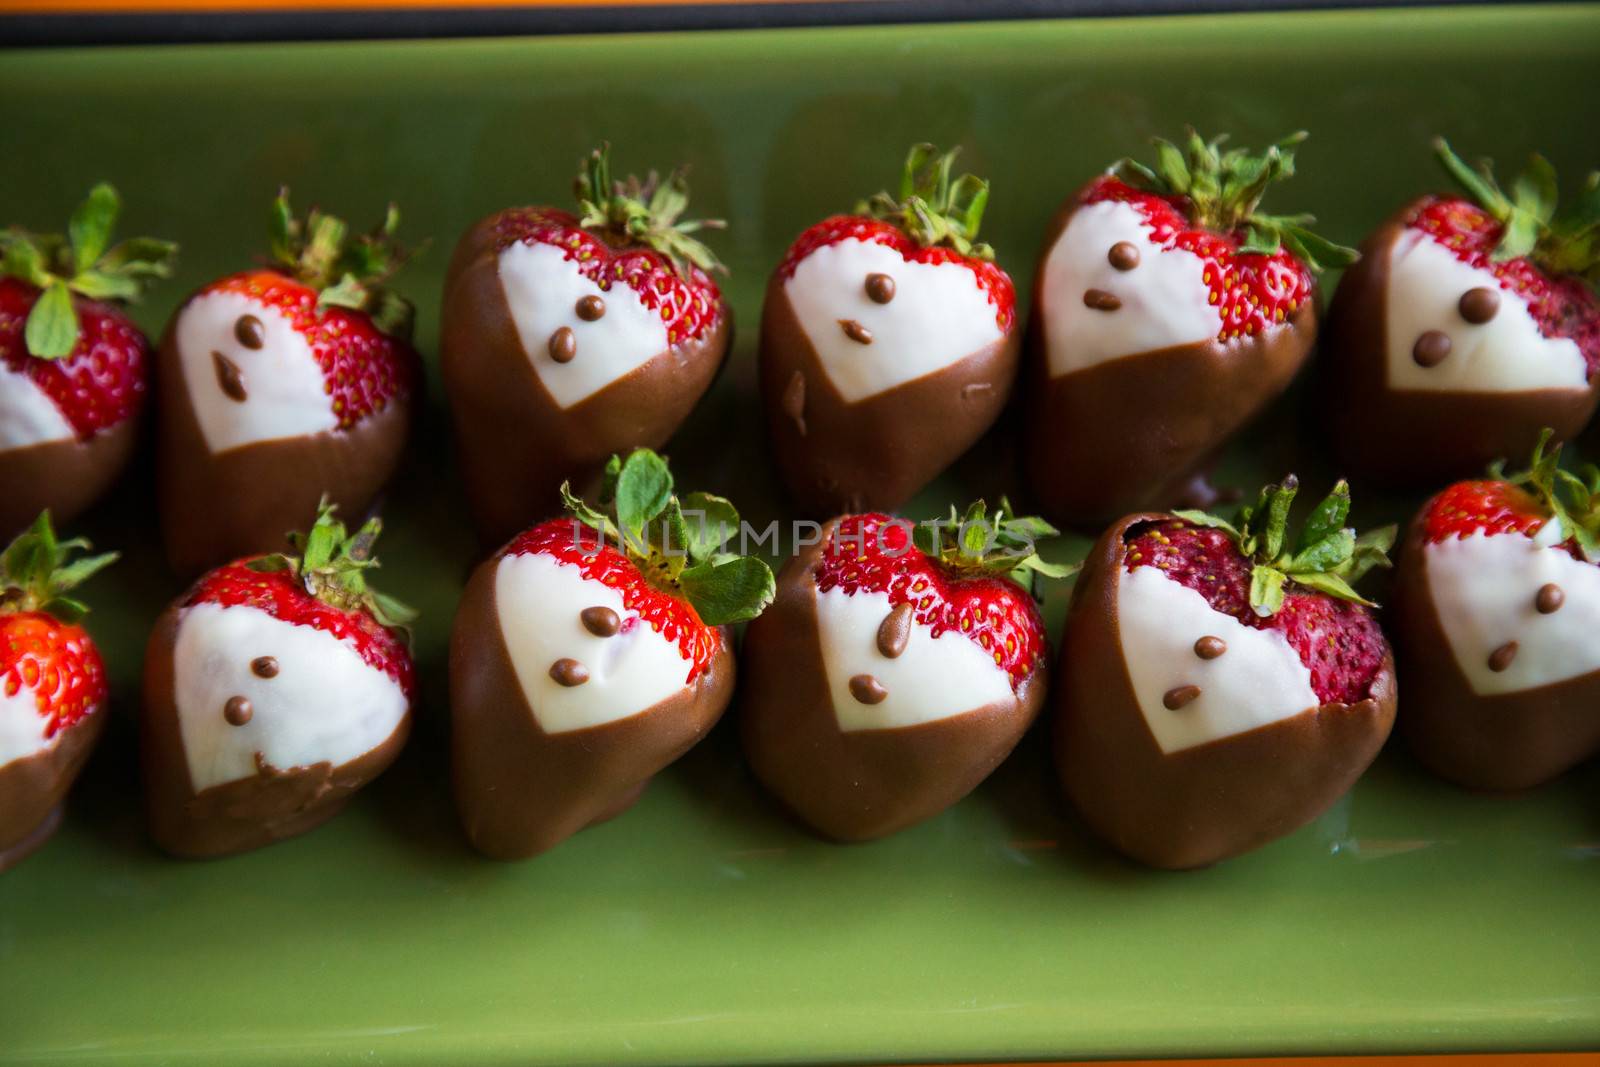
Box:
266 188 418 341
1485 427 1600 561
0 183 178 360
573 144 727 278
245 498 416 635
856 143 996 262
560 448 774 626
1175 477 1395 616
1113 128 1357 272
909 498 1075 597
0 511 117 624
1434 139 1600 293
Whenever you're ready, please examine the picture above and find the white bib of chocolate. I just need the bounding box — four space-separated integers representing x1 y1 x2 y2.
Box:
1117 566 1318 753
173 603 409 792
1425 525 1600 694
1384 230 1586 392
0 683 56 768
1040 199 1219 377
498 241 670 409
814 586 1013 732
0 362 74 451
495 551 691 734
175 290 337 454
784 238 1002 404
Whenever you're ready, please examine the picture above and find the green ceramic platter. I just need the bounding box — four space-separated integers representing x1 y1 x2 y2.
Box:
2 6 1599 1064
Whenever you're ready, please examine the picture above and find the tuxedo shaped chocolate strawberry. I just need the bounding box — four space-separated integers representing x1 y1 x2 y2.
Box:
1394 432 1600 789
442 147 731 547
1025 131 1355 524
1056 478 1397 869
1325 141 1600 486
759 145 1019 515
0 513 116 872
142 501 416 857
741 502 1066 841
451 448 773 859
157 191 420 577
0 184 177 535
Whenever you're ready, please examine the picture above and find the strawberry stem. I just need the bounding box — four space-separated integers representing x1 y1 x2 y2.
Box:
910 498 1074 597
0 511 117 624
573 144 727 277
1488 428 1600 560
856 143 996 261
245 498 416 633
266 189 419 340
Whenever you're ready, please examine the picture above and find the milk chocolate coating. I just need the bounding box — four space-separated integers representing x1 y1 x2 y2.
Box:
155 309 415 578
740 521 1045 841
758 272 1020 516
141 604 412 858
0 417 139 536
1023 195 1316 527
1054 513 1397 869
1322 200 1600 487
450 551 735 860
0 710 105 872
1391 513 1600 790
440 214 732 547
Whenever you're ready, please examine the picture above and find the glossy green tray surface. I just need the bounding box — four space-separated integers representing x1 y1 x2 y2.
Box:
3 7 1599 1064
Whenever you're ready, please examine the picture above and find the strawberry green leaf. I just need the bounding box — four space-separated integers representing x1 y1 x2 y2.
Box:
280 498 415 637
678 491 739 564
1296 479 1352 554
1 232 50 288
857 143 996 261
1287 570 1375 607
574 144 726 277
1249 565 1286 616
68 270 141 301
68 183 120 276
559 482 615 540
268 189 417 335
1289 527 1354 573
24 280 79 360
0 510 116 621
614 448 674 544
678 555 775 626
1171 509 1240 538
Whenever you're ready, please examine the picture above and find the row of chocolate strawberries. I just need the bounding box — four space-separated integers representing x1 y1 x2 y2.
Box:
3 133 1598 563
7 426 1600 873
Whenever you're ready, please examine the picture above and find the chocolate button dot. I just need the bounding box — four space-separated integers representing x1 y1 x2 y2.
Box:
1108 241 1140 271
1163 685 1202 710
1487 641 1519 673
865 273 896 304
849 674 888 705
234 314 265 350
840 319 873 345
212 351 247 402
1412 330 1452 368
1083 288 1122 311
876 603 913 659
575 295 606 321
1459 287 1501 324
1193 636 1226 660
250 656 279 679
223 695 253 726
580 606 621 637
548 326 577 364
1536 583 1565 614
549 658 590 687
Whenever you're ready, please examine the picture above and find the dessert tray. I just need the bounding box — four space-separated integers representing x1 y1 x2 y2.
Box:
2 6 1597 1064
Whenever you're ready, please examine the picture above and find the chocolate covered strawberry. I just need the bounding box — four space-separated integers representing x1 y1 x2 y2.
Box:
0 513 117 871
441 146 731 546
1055 478 1396 869
0 184 177 534
451 448 772 859
1394 432 1600 789
142 501 416 858
759 144 1019 515
157 190 420 577
1325 141 1600 485
1024 130 1355 524
741 502 1065 841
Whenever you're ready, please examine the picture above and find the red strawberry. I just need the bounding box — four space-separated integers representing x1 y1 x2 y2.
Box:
1024 130 1355 524
760 145 1021 515
1055 478 1397 869
742 501 1065 841
142 501 415 858
1324 140 1600 485
442 146 732 546
0 184 177 534
1394 432 1600 789
0 511 118 872
452 448 773 859
156 190 421 577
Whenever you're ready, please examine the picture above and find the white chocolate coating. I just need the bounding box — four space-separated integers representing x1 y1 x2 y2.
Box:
498 241 671 409
0 362 74 450
1425 525 1600 695
785 238 1003 403
1384 229 1586 393
175 290 337 454
0 683 55 768
1040 199 1219 377
173 602 409 791
1117 565 1318 754
495 551 691 734
814 586 1013 732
